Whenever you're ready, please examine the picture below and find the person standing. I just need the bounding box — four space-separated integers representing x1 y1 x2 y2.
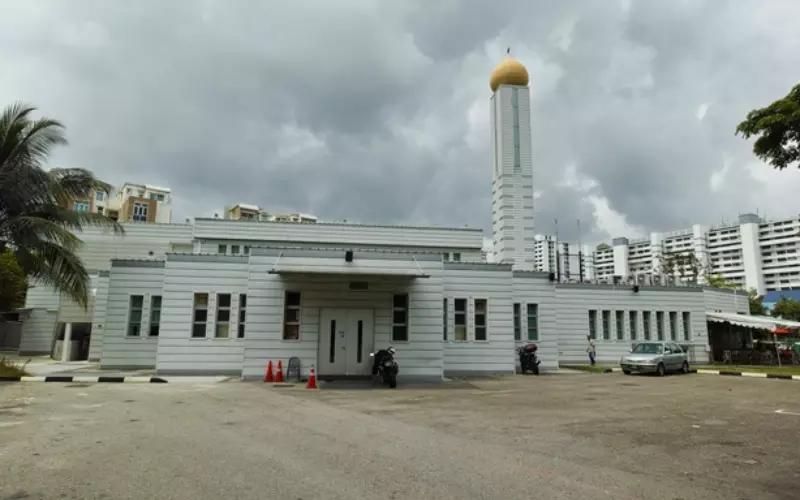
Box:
586 335 597 366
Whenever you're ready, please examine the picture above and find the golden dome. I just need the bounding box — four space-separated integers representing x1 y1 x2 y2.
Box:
490 56 529 92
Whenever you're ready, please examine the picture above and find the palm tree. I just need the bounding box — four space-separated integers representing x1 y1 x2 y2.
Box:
0 102 123 308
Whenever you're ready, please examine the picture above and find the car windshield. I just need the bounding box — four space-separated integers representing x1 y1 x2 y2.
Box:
632 343 663 354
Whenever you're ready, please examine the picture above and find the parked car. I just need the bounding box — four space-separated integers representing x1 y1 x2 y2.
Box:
619 341 690 376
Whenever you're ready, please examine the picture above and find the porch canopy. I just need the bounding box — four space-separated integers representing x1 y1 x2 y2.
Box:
260 247 434 278
706 311 800 330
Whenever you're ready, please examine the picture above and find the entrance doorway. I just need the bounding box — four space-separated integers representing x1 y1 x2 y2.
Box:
318 309 375 376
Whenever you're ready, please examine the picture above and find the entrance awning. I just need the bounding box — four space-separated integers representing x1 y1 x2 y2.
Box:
268 264 429 278
706 311 800 330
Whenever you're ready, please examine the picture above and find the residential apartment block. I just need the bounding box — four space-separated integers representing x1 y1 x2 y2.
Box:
223 203 317 223
68 182 173 224
590 213 800 295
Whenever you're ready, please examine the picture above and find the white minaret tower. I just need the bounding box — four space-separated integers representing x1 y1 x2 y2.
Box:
489 49 535 270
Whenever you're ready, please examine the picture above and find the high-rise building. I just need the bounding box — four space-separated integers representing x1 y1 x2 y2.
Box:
590 213 800 295
489 52 536 270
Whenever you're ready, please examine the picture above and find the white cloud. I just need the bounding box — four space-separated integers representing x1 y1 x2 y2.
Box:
696 103 710 121
587 194 644 240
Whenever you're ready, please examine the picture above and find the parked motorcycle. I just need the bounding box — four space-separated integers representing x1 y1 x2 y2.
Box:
517 343 540 375
370 347 399 388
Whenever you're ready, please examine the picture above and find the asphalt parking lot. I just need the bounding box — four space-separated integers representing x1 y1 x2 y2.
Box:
2 373 799 500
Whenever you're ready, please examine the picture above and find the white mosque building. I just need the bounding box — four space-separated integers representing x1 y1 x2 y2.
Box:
14 55 747 378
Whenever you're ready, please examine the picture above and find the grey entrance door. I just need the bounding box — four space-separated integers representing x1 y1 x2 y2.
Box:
317 309 375 376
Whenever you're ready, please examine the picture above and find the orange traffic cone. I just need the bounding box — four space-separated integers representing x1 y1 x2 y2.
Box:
275 360 285 383
264 361 274 383
306 366 317 389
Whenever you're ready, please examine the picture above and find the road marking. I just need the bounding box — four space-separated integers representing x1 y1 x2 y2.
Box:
775 409 800 416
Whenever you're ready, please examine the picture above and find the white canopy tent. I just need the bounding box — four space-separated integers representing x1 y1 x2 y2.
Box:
706 311 800 330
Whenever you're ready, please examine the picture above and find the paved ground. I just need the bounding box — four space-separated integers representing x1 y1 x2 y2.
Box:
2 374 799 500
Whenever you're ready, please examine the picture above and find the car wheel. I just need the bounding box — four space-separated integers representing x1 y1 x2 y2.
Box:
622 369 631 375
681 361 689 374
656 363 666 377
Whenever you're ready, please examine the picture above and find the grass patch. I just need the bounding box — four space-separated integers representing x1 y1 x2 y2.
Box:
560 364 615 374
0 357 30 377
696 365 800 376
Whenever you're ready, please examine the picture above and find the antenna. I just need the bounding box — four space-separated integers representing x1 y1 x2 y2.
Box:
555 218 561 283
578 218 584 283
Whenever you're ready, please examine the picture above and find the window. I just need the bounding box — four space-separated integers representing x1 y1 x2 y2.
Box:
442 252 449 261
454 298 467 341
73 200 89 212
392 294 409 342
149 192 165 201
95 191 105 202
231 245 240 255
526 304 538 341
616 311 624 340
132 202 148 222
216 293 231 338
656 311 665 340
669 311 678 341
283 291 301 340
513 303 521 341
238 294 247 338
243 245 250 256
602 310 611 340
218 244 227 255
149 296 162 336
127 295 144 336
629 311 638 340
474 298 487 341
452 252 461 262
682 312 691 341
442 298 448 341
642 311 652 340
192 293 209 338
588 310 597 339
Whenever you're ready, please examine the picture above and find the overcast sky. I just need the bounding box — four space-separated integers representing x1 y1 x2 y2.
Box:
3 0 800 246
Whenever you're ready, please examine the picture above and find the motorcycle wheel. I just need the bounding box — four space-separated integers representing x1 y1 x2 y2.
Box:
532 363 539 375
385 372 397 388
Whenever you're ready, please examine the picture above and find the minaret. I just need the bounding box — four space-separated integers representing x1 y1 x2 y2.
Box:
489 49 535 270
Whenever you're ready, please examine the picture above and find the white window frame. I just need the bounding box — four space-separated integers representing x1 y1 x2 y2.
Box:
95 191 105 202
231 244 241 255
601 310 611 340
669 311 678 341
526 303 539 341
215 293 232 338
615 310 625 340
453 297 468 342
238 293 247 338
149 295 162 337
132 202 148 222
473 298 488 342
656 311 665 340
629 310 638 340
513 303 521 341
588 310 597 339
282 291 301 341
682 311 691 341
126 295 144 337
191 292 209 338
73 200 90 212
643 311 652 340
391 293 409 342
218 244 227 255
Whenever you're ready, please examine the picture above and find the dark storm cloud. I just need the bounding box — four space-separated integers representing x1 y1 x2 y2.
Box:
2 0 799 244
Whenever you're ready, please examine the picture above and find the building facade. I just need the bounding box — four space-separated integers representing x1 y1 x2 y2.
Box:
13 55 749 376
223 203 318 224
590 213 800 295
69 182 173 224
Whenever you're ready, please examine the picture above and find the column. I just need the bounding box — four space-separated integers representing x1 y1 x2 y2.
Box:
612 237 630 279
650 232 664 278
738 213 766 295
581 244 595 281
61 322 72 362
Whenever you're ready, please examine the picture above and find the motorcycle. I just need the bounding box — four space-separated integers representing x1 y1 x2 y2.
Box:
517 343 540 375
370 347 399 388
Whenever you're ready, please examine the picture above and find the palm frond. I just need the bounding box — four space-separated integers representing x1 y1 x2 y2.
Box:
13 240 90 308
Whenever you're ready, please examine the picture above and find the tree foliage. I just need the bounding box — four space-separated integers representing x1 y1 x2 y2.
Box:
748 288 766 316
0 250 27 312
0 102 123 308
771 297 800 322
659 251 705 282
705 274 739 289
736 83 800 170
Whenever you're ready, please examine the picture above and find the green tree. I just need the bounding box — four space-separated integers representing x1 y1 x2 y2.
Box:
771 297 800 321
736 83 800 170
748 288 766 316
0 250 27 312
0 102 123 308
706 274 739 289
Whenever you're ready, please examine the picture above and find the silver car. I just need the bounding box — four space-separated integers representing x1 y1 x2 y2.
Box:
619 341 690 376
